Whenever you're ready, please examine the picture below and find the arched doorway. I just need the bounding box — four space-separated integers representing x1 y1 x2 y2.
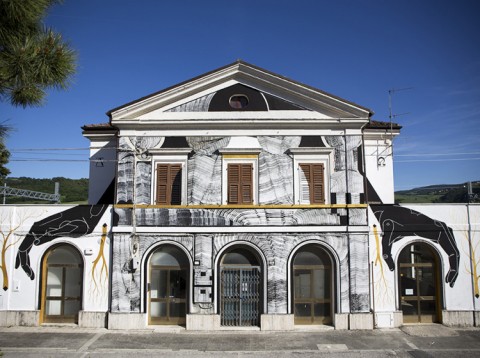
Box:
219 246 262 327
292 244 333 325
148 245 189 325
398 242 441 323
41 244 83 324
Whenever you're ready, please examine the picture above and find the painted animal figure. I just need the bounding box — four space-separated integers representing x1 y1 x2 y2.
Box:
15 205 109 280
371 204 460 287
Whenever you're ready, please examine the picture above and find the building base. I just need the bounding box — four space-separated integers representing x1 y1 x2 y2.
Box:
79 311 107 328
374 311 403 328
186 314 220 330
442 310 475 327
349 313 374 330
260 314 294 331
334 313 349 330
0 310 40 327
107 312 147 329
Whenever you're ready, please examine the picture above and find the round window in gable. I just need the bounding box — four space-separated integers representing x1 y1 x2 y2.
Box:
229 95 249 109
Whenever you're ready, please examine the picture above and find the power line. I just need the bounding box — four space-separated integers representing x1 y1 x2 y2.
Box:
396 157 480 163
9 147 91 151
395 152 480 157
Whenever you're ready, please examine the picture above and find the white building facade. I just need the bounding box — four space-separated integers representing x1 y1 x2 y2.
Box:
1 61 478 329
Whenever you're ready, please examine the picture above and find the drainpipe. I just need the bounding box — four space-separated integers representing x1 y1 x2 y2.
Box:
466 199 477 326
131 149 139 269
370 260 375 327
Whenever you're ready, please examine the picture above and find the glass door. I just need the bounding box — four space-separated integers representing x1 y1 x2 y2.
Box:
399 243 439 323
292 245 333 325
293 266 332 324
149 267 187 325
148 245 189 325
42 245 83 324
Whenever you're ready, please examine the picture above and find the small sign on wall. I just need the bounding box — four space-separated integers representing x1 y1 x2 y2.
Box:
194 269 212 286
194 286 212 303
405 289 414 295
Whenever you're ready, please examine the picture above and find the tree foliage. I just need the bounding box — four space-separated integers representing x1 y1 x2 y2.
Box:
0 123 11 183
0 0 76 107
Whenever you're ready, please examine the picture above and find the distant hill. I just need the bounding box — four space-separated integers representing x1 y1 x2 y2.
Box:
395 181 480 204
1 177 478 205
3 177 88 204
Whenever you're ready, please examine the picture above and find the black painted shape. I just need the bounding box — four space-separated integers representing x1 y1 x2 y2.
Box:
209 84 267 111
365 179 383 204
15 205 109 280
162 137 189 148
371 204 460 287
97 179 115 204
331 193 337 204
299 136 326 147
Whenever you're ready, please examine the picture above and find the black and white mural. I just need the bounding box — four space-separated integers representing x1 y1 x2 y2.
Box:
110 233 370 315
371 204 460 287
111 131 370 319
15 205 110 280
114 134 366 223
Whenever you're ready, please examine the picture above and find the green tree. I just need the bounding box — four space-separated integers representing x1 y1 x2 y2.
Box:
0 0 76 107
0 123 10 183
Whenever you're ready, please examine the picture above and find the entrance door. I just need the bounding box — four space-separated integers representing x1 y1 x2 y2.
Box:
220 247 262 327
41 245 83 324
292 245 333 325
148 246 189 325
398 243 440 323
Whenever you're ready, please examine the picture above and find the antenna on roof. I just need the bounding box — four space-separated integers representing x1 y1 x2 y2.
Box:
388 87 412 137
375 87 413 167
388 87 412 119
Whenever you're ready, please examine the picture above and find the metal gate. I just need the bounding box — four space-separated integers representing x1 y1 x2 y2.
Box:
220 267 261 326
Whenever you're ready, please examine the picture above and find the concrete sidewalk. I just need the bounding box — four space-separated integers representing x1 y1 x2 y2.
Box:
0 324 479 357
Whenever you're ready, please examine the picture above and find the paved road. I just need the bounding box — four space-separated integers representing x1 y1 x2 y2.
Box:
1 325 479 357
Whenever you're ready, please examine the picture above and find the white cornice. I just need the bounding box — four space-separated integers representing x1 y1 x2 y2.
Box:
288 147 334 155
363 128 401 141
149 148 192 155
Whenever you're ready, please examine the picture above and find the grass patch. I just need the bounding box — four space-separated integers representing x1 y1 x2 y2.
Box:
395 194 443 203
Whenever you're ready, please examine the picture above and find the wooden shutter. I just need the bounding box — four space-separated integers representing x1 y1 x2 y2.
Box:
241 163 253 204
311 163 325 204
299 163 325 204
299 164 311 204
169 164 182 205
156 164 182 205
228 163 253 204
156 164 169 204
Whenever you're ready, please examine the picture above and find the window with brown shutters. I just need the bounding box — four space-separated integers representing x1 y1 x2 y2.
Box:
299 163 325 204
227 163 253 204
156 164 182 205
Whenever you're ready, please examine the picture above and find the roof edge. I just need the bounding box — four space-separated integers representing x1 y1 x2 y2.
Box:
106 60 374 118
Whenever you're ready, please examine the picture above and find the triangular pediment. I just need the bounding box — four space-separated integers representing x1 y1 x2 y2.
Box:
108 61 372 123
164 83 306 113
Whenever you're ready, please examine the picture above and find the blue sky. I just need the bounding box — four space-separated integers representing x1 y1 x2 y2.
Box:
1 0 479 190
